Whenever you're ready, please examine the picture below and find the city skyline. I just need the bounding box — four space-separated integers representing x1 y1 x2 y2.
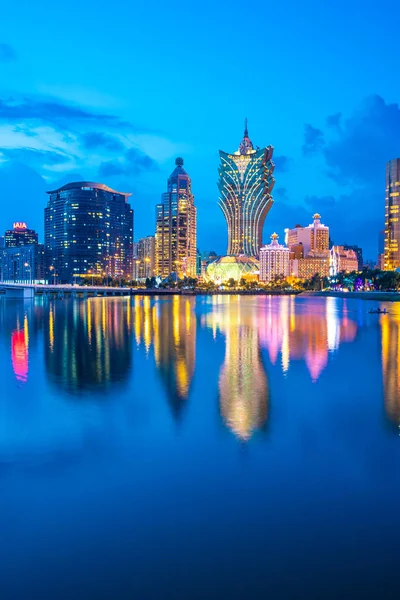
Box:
1 0 400 259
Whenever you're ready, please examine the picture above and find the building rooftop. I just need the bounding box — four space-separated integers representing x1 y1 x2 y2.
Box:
46 181 132 196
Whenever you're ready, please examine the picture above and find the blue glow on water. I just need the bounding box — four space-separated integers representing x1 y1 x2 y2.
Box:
0 295 399 599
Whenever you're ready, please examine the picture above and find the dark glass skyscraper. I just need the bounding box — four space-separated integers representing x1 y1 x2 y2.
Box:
155 158 197 279
218 122 275 257
45 182 133 283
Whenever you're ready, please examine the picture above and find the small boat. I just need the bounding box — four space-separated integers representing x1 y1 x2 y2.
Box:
369 308 387 314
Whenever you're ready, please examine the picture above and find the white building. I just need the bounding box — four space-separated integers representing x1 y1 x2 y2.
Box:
259 233 290 282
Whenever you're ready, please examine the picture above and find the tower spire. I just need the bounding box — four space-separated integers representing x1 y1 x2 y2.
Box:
244 117 248 137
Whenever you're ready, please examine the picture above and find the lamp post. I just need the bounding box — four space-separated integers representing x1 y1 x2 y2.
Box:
24 262 31 285
49 265 56 286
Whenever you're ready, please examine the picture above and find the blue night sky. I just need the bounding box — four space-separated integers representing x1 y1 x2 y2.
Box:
0 0 399 258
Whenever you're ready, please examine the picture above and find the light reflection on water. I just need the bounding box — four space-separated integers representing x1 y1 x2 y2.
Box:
1 294 400 598
1 295 400 434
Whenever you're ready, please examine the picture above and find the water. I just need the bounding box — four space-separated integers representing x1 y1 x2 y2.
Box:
0 294 399 599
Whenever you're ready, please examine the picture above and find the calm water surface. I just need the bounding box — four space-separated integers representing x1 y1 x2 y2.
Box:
0 295 399 599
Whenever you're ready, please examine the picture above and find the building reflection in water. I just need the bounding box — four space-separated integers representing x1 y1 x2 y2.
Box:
44 298 133 393
381 304 400 424
133 296 196 419
11 315 29 383
203 296 269 441
258 296 357 382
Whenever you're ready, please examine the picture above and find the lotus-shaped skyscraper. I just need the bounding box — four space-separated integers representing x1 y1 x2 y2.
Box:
218 122 275 257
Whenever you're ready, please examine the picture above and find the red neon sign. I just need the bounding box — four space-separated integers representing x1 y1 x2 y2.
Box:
13 222 27 230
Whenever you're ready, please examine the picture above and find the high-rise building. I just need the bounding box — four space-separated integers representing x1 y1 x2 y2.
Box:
218 121 275 257
384 159 400 270
136 235 155 279
259 233 290 282
288 214 330 279
5 222 38 247
287 214 329 256
329 246 358 276
45 182 133 283
155 158 197 279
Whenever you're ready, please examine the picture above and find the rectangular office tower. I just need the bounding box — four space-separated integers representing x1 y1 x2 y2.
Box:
45 182 133 283
155 158 197 279
384 159 400 270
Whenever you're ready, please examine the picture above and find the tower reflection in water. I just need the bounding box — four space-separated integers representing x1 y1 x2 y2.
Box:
203 296 269 441
258 296 358 382
44 298 133 393
381 305 400 424
132 296 196 419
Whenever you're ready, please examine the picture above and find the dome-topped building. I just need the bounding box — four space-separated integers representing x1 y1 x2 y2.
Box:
206 255 259 284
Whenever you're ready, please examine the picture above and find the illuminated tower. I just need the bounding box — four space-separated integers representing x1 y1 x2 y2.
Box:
155 158 197 278
384 159 400 270
218 121 275 257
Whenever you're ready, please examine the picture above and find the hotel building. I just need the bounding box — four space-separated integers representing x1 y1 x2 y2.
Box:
44 182 133 283
155 158 197 279
218 121 275 257
384 158 400 270
329 245 358 276
288 214 330 279
259 233 290 282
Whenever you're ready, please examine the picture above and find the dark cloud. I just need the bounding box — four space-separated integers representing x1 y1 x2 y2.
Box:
304 194 336 209
323 95 400 185
99 148 158 179
273 155 291 173
302 124 325 156
273 187 289 200
81 132 125 152
0 96 129 129
0 147 71 167
0 43 17 62
326 112 342 130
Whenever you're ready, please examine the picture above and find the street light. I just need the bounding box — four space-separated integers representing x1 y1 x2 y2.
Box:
24 262 31 285
49 265 56 286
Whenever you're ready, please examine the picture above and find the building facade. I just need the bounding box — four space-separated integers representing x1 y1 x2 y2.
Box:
259 233 290 282
155 158 197 279
343 244 363 270
135 235 155 280
384 159 400 270
5 222 38 247
291 257 330 279
286 214 329 257
218 122 275 257
0 244 45 282
44 182 133 283
329 246 358 276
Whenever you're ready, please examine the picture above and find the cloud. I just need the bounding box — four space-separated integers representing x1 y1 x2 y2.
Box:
0 95 129 129
273 155 291 173
323 95 400 185
302 124 325 156
304 194 336 209
0 147 71 168
81 132 125 152
0 43 17 62
98 148 158 179
326 112 342 130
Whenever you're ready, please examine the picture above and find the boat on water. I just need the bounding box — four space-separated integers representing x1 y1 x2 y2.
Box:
369 308 387 314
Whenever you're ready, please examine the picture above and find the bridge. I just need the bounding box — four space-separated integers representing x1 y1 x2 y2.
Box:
0 282 177 299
